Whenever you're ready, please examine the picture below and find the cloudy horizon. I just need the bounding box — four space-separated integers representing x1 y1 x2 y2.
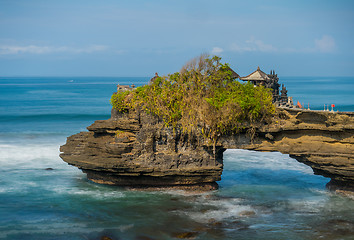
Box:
1 0 353 77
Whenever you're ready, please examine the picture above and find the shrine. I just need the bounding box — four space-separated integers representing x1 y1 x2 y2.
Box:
240 67 293 107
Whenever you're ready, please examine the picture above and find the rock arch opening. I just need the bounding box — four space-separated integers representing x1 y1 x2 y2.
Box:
220 149 330 190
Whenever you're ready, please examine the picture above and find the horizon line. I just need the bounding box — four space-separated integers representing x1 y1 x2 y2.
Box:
1 75 354 78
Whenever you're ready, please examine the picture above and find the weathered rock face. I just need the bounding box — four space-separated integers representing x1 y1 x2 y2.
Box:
60 109 224 190
60 108 354 191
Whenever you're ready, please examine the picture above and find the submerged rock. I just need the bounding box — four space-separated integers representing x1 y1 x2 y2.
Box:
239 210 256 217
314 219 354 239
60 108 354 192
173 231 199 239
134 236 156 240
100 236 113 240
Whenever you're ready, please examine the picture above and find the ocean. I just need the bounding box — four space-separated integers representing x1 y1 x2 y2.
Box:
0 76 353 240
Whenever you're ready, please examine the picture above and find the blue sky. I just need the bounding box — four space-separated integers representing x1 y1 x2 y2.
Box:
0 0 354 77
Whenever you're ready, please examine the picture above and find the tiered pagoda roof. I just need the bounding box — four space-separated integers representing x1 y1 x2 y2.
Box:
240 66 270 82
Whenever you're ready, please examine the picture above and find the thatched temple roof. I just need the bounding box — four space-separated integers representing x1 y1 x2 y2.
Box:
240 66 269 82
223 66 240 79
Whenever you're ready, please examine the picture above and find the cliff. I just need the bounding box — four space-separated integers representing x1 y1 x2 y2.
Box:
60 108 354 192
60 109 224 190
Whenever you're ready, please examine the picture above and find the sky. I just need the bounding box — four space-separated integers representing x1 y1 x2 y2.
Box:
0 0 354 77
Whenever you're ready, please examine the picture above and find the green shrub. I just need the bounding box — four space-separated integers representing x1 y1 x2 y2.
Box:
110 91 130 113
110 54 275 145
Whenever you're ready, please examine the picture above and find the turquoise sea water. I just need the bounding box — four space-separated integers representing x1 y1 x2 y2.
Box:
0 76 353 240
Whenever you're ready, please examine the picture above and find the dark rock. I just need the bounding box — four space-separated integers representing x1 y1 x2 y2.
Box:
314 219 354 238
100 236 113 240
208 218 223 227
239 210 256 217
231 220 250 230
295 111 327 123
44 168 54 170
173 231 199 239
265 133 273 140
135 236 155 240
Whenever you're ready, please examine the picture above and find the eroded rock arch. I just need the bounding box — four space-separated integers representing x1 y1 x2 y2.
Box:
60 108 354 191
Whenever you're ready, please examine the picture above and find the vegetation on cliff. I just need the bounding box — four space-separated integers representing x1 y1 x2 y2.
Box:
110 54 275 144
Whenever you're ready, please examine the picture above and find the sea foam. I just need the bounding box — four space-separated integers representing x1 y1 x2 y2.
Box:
224 149 314 174
0 142 69 170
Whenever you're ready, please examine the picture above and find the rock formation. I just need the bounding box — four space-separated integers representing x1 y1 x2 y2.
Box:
220 109 354 192
60 108 354 192
60 109 224 190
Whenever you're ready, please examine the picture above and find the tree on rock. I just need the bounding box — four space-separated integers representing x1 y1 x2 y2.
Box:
110 54 275 150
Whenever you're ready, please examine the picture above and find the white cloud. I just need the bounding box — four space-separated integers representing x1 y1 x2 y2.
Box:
211 47 224 55
314 35 336 53
247 38 277 52
230 37 277 53
0 45 52 54
72 45 109 53
0 44 109 55
230 43 256 52
229 35 337 54
282 35 337 54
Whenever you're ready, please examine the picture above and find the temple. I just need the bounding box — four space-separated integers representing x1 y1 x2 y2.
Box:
240 67 293 108
239 66 270 85
117 84 135 92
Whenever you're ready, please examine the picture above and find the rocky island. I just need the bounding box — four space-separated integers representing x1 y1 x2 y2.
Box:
60 55 354 193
